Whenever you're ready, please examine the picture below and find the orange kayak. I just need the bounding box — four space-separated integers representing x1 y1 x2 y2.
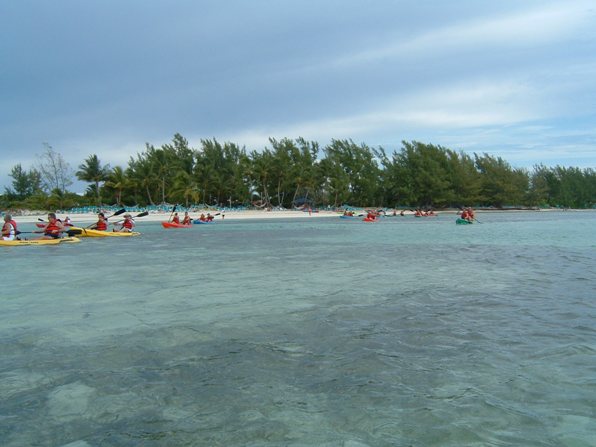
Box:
161 221 192 229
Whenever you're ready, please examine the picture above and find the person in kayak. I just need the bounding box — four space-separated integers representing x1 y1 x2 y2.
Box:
172 212 180 224
2 214 17 241
40 212 65 239
206 213 214 222
90 212 108 231
182 212 192 225
198 213 207 222
116 214 135 232
366 210 377 221
460 207 474 222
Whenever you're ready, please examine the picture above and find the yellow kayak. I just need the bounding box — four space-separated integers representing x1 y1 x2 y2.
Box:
0 237 81 246
67 227 140 237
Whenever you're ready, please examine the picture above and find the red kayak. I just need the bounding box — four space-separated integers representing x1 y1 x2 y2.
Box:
161 221 192 229
363 217 377 222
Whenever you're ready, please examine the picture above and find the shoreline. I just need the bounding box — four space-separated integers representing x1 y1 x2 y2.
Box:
8 207 591 225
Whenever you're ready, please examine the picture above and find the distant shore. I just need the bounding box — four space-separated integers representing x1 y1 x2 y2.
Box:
8 207 588 225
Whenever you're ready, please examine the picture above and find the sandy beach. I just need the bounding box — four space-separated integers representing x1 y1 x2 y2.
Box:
8 207 569 226
11 209 343 225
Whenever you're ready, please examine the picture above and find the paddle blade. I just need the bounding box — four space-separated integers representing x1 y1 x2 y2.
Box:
135 211 149 218
67 228 83 236
112 208 127 217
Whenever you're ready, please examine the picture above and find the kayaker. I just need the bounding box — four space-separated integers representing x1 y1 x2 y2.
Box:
467 207 476 221
40 212 65 239
90 212 108 231
63 216 72 226
206 213 214 222
2 214 17 241
172 212 180 224
182 212 192 225
118 214 135 232
199 213 206 222
366 211 377 221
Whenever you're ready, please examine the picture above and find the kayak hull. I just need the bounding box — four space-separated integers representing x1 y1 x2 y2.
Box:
192 219 213 224
0 237 81 246
161 222 192 229
456 218 473 225
67 227 140 237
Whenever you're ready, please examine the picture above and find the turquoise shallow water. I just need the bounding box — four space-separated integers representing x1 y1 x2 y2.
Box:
1 211 595 446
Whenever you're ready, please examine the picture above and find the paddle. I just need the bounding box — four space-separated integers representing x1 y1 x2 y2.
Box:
113 210 149 224
168 205 178 223
65 208 127 235
85 208 126 229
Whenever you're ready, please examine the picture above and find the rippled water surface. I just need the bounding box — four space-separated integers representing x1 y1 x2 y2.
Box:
1 211 595 446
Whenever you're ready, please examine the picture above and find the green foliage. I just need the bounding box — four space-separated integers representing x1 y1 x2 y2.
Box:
76 154 111 205
3 135 595 210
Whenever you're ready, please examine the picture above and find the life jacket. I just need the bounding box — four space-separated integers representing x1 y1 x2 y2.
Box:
122 219 134 229
45 221 61 235
172 216 180 224
95 220 108 231
10 219 18 232
2 221 16 240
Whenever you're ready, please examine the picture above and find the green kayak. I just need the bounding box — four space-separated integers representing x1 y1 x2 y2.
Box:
456 218 473 225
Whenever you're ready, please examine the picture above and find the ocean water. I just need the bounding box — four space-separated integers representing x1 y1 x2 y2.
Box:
1 211 595 447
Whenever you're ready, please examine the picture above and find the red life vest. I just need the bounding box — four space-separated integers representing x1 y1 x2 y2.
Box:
96 220 108 231
122 219 134 229
2 221 16 238
45 221 61 235
172 216 180 224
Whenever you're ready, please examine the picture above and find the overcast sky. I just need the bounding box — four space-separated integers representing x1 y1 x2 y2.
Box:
1 0 595 193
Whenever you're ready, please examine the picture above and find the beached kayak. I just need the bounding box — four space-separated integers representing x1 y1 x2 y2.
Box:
161 222 192 229
0 237 81 246
67 227 140 237
192 219 214 224
456 218 473 225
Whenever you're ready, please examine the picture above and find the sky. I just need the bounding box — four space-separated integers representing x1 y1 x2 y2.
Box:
1 0 596 193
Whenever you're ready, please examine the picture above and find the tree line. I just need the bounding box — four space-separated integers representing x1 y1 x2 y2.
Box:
2 134 595 210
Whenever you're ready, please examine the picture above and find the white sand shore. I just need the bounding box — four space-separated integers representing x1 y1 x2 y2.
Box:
8 207 575 226
11 209 342 225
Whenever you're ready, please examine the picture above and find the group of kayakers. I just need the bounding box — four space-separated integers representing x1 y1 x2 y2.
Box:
413 209 437 217
88 212 136 232
459 207 476 222
171 211 215 224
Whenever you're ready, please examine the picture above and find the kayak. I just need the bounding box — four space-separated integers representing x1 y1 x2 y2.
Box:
456 218 473 225
363 217 377 222
67 227 140 237
0 237 81 246
339 215 359 219
161 222 192 229
192 219 214 224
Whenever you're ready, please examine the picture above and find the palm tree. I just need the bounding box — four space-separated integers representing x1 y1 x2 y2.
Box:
76 154 110 206
104 166 128 205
